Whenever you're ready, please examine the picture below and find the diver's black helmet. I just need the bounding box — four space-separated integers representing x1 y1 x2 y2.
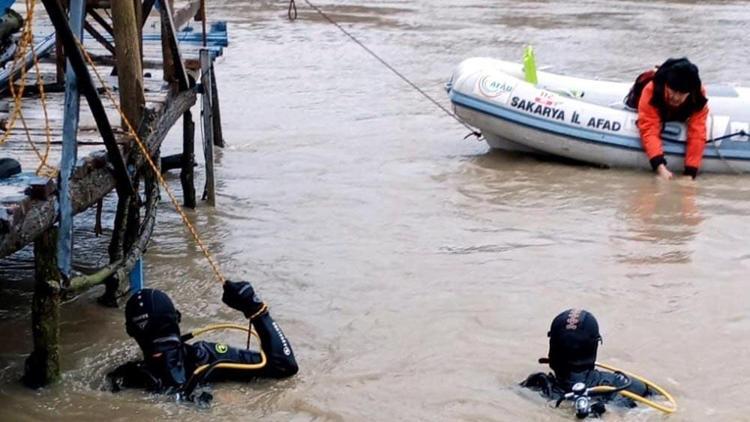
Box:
547 309 601 376
125 289 182 355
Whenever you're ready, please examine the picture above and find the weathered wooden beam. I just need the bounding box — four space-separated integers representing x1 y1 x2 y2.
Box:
42 0 136 199
199 0 206 46
58 0 86 281
160 0 189 91
133 0 143 64
160 153 183 172
209 63 224 148
83 21 116 56
199 49 215 206
0 90 197 259
87 8 114 37
22 228 62 388
111 0 145 126
181 109 196 208
141 0 156 27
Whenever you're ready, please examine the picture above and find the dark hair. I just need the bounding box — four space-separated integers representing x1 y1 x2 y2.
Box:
651 57 707 120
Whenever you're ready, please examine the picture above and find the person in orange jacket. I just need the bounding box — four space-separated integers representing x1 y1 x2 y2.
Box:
632 58 709 179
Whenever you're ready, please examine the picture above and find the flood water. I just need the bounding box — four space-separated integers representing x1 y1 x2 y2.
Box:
2 0 750 420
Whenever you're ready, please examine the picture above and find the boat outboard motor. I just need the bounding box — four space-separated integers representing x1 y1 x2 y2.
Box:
125 289 187 391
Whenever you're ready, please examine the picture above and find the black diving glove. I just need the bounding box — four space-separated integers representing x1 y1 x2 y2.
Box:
222 280 268 320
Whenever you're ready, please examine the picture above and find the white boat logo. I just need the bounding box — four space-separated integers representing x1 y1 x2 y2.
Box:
478 75 514 98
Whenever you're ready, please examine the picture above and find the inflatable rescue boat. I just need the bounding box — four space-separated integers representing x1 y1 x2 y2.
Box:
447 57 750 173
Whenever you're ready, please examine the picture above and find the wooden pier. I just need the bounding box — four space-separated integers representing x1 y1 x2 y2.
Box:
0 0 227 387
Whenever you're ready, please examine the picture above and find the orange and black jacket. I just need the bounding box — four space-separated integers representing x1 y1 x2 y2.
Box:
637 82 709 178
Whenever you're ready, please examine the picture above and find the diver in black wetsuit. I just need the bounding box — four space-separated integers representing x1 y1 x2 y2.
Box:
522 309 650 418
107 281 298 403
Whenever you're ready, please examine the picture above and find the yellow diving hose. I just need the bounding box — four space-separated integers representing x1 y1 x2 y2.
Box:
185 323 268 374
590 362 677 414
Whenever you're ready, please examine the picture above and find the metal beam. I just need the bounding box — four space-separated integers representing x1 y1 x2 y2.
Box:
57 0 86 281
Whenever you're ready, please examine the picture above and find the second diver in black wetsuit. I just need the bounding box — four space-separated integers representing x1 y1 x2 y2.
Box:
522 309 651 418
106 280 298 404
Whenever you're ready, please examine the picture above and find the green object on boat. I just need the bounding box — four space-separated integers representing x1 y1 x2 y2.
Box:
523 45 538 85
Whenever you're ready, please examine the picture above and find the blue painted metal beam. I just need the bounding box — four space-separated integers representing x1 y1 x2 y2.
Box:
84 21 229 48
57 0 85 281
129 257 144 291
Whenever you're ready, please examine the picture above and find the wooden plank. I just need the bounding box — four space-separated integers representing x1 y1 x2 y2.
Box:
181 109 195 208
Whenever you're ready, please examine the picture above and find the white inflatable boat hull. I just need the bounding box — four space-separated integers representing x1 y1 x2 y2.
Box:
447 58 750 173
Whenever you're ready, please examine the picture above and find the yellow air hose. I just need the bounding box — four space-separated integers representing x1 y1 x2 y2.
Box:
185 324 268 375
590 362 677 414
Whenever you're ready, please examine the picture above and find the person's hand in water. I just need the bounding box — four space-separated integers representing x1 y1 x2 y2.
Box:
656 164 673 180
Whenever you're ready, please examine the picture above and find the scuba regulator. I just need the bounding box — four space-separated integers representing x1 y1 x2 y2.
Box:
555 372 632 419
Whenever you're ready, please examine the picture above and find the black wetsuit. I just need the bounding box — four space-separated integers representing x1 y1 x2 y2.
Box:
522 369 651 409
107 312 298 395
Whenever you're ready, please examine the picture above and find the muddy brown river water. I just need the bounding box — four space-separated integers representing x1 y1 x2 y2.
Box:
1 1 750 420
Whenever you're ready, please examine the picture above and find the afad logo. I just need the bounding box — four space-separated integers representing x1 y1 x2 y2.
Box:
478 75 515 98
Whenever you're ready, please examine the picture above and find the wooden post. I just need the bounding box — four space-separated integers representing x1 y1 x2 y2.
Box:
209 64 225 148
22 228 62 388
199 0 207 46
200 49 215 206
141 0 156 27
133 0 143 66
182 109 196 208
57 0 86 282
111 0 145 127
54 0 67 84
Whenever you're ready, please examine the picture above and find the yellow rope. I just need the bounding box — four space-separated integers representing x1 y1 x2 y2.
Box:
31 42 56 177
0 0 56 178
1 0 38 146
0 0 56 177
75 37 226 284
